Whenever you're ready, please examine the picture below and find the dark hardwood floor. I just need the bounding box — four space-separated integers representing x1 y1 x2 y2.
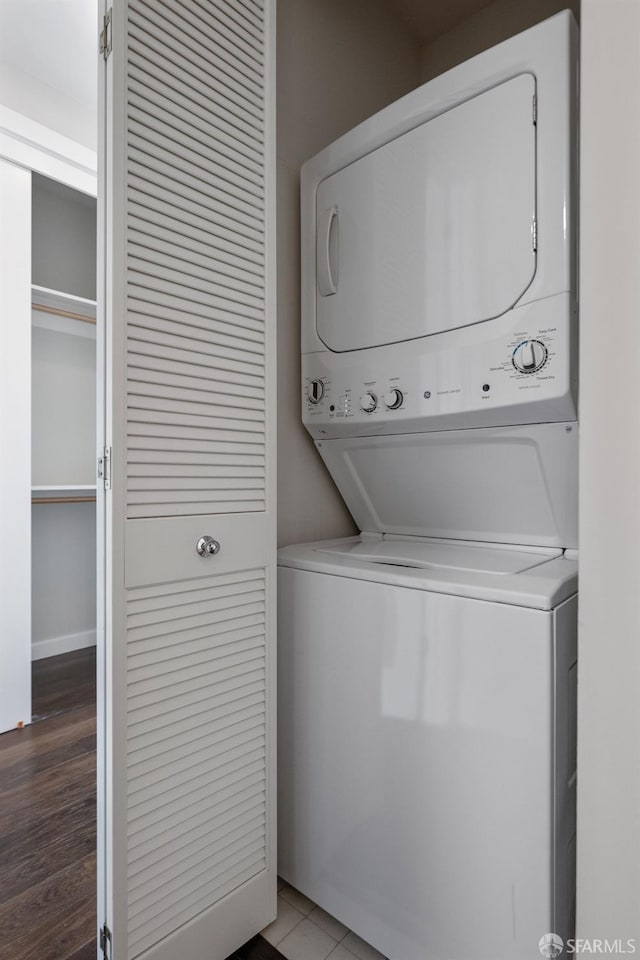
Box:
0 648 96 960
0 647 282 960
32 647 97 721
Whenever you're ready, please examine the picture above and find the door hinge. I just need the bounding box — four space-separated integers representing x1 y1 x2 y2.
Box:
531 217 538 253
99 8 112 60
100 924 112 960
98 446 112 490
532 93 537 125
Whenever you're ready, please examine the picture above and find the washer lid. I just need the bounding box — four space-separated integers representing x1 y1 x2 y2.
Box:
278 536 578 610
315 537 560 575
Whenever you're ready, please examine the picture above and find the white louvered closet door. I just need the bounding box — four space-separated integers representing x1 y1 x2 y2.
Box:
99 2 276 958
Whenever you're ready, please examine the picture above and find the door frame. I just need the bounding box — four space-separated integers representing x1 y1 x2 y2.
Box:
0 111 98 734
0 104 97 195
576 0 640 941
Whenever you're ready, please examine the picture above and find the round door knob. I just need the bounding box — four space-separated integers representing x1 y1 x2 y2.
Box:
307 379 325 404
512 339 548 374
359 392 377 413
196 536 220 557
383 388 403 410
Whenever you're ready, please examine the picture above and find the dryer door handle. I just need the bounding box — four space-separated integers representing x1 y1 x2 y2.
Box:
317 206 338 296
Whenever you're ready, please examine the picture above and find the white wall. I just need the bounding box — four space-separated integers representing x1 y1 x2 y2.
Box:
577 0 640 940
31 501 96 660
0 0 98 152
0 160 31 731
419 0 579 81
277 0 421 546
32 328 96 486
0 60 96 152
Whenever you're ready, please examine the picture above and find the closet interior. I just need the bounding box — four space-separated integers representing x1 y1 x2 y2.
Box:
30 173 97 716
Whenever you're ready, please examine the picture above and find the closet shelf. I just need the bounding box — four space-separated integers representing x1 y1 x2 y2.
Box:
31 285 96 339
32 485 97 504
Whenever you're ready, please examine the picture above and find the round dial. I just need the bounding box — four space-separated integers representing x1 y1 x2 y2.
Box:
383 388 403 410
359 392 377 413
307 379 325 404
512 339 548 374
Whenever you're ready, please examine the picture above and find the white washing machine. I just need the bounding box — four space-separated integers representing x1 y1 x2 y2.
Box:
278 11 579 960
278 536 577 959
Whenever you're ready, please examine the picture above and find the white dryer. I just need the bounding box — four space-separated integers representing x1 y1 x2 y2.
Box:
278 10 579 960
278 536 577 959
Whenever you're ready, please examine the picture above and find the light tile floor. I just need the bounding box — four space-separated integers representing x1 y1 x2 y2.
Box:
262 881 388 960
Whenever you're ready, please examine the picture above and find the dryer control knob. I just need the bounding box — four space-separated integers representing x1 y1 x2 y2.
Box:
360 392 377 413
512 339 548 374
383 388 403 410
307 379 325 404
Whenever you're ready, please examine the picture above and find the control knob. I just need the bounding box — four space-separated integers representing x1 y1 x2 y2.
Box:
512 339 548 374
359 392 377 413
307 379 325 404
383 388 403 410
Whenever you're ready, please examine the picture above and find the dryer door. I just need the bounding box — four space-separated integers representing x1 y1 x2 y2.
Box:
315 74 537 353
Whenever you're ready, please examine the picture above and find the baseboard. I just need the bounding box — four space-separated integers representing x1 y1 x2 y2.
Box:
31 629 96 661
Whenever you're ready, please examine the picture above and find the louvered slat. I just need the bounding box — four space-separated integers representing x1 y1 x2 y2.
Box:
128 300 264 342
130 326 262 368
128 712 265 778
153 0 264 75
128 762 265 837
128 206 264 275
129 173 262 253
129 821 266 917
129 789 266 874
128 732 266 822
128 748 265 827
130 3 264 103
126 570 267 953
127 691 266 749
128 328 264 368
127 62 264 147
128 351 264 386
126 0 266 522
128 688 266 746
128 374 264 405
129 853 266 956
129 834 266 924
129 796 267 888
129 179 264 257
128 15 263 115
129 457 265 473
128 236 264 294
129 127 263 201
129 95 263 178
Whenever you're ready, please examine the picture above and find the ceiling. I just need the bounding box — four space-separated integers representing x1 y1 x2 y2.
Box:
389 0 494 43
0 0 98 110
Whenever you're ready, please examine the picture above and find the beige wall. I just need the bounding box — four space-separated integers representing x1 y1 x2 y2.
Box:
420 0 579 81
277 0 420 546
577 0 640 940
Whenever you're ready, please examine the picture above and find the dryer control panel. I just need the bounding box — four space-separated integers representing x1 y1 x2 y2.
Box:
303 294 577 439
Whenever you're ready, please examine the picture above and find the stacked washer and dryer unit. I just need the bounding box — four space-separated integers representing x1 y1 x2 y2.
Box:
278 12 578 960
